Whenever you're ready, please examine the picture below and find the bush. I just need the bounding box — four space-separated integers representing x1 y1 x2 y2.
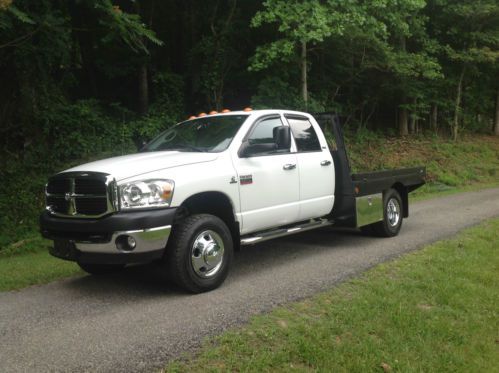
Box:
0 100 133 248
0 93 187 249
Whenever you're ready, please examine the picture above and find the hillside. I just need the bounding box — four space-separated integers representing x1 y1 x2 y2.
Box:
347 134 499 196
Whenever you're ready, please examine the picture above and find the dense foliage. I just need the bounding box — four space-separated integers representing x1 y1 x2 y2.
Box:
0 0 498 246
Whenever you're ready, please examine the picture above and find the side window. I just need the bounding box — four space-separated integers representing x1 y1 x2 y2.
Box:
248 117 283 144
287 117 322 152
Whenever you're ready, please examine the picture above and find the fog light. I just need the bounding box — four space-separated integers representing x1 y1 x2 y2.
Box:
127 236 136 249
116 235 137 252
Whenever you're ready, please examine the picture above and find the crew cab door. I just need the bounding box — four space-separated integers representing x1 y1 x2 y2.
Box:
232 115 300 235
285 115 335 220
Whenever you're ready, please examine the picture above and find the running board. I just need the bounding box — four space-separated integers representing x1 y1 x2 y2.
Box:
240 218 334 246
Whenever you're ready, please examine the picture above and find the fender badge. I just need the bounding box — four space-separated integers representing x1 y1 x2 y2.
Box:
229 176 238 184
240 175 253 185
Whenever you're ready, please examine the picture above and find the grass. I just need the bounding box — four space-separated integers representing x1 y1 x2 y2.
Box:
347 133 499 196
166 218 499 372
0 236 81 292
409 181 499 202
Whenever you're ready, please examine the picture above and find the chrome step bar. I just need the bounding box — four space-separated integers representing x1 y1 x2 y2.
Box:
240 218 334 246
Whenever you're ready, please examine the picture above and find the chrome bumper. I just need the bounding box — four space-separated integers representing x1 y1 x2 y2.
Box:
75 225 172 254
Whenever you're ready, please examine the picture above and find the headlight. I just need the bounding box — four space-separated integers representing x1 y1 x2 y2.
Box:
119 179 174 210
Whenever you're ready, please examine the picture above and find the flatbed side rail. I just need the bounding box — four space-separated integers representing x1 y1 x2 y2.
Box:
352 167 426 196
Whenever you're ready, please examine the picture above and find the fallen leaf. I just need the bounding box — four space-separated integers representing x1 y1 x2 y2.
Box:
277 319 288 329
417 304 434 311
381 362 392 372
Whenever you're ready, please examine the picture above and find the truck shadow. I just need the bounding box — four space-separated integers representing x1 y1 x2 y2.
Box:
231 228 368 278
64 228 368 298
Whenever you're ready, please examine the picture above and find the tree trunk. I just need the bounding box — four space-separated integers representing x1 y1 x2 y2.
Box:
409 97 417 134
494 88 499 136
398 35 408 136
430 103 438 133
452 66 465 141
138 64 149 115
409 116 416 134
301 41 308 106
399 107 408 136
136 0 153 115
399 95 408 136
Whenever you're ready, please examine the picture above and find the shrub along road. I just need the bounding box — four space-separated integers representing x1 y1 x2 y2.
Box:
0 188 498 372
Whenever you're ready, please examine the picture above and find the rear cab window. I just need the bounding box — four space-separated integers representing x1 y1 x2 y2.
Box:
285 116 322 152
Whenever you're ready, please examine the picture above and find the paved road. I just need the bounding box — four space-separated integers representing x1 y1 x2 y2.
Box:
1 188 498 372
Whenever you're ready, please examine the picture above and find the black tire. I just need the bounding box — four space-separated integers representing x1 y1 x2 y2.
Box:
371 189 403 237
165 214 233 293
78 262 125 275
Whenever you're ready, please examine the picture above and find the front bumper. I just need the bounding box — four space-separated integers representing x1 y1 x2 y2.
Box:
40 208 177 264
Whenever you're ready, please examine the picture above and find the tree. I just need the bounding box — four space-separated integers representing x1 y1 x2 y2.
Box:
249 0 356 107
369 0 442 135
495 87 499 135
192 0 239 110
0 0 162 156
428 0 499 140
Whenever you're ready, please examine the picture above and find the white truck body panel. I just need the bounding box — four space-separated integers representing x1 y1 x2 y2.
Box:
232 152 300 234
65 151 219 182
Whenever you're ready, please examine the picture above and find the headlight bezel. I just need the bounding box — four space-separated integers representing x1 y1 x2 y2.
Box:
118 179 174 211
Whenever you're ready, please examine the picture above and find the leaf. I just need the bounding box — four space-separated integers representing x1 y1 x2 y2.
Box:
7 4 35 25
380 362 392 372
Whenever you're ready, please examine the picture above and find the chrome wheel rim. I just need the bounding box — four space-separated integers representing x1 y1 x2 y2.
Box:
387 198 400 227
191 230 225 278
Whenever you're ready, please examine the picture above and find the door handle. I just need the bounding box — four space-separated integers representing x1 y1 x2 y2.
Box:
320 160 332 166
283 163 296 170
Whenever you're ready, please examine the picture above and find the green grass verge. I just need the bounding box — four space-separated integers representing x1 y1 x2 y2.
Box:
0 236 81 292
347 134 499 189
166 218 499 372
410 181 499 202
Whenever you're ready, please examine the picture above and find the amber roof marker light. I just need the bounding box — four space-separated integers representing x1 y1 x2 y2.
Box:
243 107 252 112
198 112 207 117
209 110 218 115
222 109 231 113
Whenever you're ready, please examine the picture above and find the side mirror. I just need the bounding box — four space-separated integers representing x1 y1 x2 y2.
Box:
273 126 291 150
238 126 292 158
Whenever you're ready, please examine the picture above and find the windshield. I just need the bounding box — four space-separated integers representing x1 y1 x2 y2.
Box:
142 114 249 153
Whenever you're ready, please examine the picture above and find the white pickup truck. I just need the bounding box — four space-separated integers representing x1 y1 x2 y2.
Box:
40 110 425 292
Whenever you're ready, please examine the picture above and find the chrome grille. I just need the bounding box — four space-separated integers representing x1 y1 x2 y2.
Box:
75 197 108 215
45 172 116 218
74 178 107 195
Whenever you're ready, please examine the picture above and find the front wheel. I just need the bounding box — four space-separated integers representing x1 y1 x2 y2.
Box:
165 214 233 293
371 189 403 237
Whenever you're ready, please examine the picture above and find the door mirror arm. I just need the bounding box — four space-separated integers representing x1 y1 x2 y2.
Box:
238 141 278 158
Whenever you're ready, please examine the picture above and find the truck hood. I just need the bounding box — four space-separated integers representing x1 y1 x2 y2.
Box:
63 151 218 181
